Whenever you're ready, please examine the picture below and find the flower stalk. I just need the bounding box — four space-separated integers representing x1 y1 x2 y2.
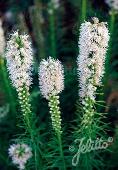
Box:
29 0 45 60
48 0 60 59
105 0 118 81
49 95 66 170
39 57 66 169
110 10 115 33
81 0 87 22
49 11 56 59
76 17 110 169
5 31 42 170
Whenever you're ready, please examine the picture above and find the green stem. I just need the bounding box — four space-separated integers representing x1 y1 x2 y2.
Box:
81 0 87 23
29 0 45 60
49 10 56 59
110 10 115 34
49 95 66 170
76 97 106 169
18 88 42 170
57 133 66 170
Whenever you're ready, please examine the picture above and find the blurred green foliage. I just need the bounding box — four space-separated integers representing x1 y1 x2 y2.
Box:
0 0 118 169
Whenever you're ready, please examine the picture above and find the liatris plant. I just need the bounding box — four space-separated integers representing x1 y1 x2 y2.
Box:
39 57 66 169
5 31 33 129
8 143 32 170
5 31 42 170
75 17 110 169
78 17 109 104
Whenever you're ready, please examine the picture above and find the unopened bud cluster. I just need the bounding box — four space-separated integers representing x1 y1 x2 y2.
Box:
81 97 94 128
18 88 31 118
49 95 62 134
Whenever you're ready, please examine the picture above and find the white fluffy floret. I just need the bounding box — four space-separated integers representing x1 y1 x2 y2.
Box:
77 17 109 101
8 144 32 170
105 0 118 11
5 31 33 91
39 57 64 99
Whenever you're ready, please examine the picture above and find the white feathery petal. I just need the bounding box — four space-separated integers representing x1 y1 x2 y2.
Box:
8 144 32 170
0 19 5 55
5 31 33 91
39 57 64 99
77 17 110 101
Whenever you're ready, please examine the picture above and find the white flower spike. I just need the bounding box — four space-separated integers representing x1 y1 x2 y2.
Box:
39 57 64 100
105 0 118 11
77 17 109 102
5 31 33 91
